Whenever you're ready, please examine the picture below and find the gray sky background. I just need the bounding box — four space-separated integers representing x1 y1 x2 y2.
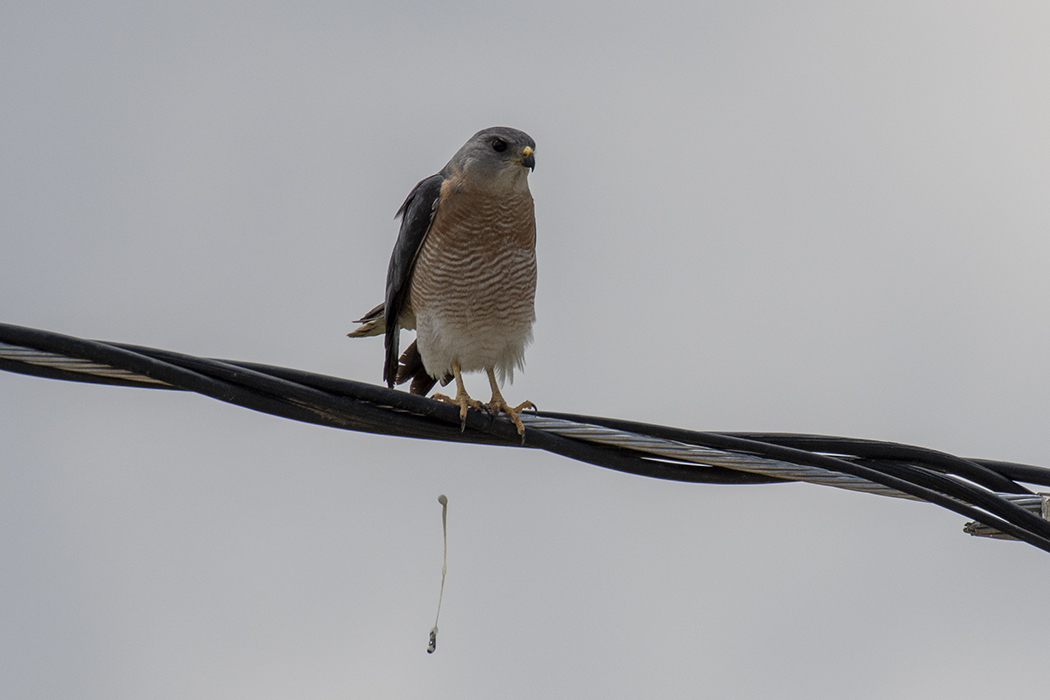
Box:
3 2 1050 698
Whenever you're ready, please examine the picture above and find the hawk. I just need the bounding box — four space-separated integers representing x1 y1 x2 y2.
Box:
349 127 537 434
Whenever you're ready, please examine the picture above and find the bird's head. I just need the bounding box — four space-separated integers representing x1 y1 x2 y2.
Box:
445 126 536 190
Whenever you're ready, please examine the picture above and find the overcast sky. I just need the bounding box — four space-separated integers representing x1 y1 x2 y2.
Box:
2 2 1050 698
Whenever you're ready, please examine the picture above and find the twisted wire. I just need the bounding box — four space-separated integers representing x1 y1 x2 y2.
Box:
3 323 1050 552
519 414 916 500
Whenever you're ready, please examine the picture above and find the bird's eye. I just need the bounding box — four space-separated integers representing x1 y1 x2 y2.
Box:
491 138 507 152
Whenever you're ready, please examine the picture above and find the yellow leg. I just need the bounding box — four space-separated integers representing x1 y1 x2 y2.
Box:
432 360 483 431
485 368 535 436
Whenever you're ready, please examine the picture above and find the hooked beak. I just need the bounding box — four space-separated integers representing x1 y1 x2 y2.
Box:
521 146 535 171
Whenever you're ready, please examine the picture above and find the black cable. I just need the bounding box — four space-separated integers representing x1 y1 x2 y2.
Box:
0 324 772 485
3 322 1050 552
538 411 1050 552
724 432 1031 495
971 460 1050 489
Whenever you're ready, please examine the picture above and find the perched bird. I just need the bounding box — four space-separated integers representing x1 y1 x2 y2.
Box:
349 127 538 434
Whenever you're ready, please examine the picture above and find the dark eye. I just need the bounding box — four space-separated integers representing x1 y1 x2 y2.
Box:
491 138 507 152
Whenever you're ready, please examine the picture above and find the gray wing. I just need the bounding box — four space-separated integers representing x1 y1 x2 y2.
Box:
384 173 444 387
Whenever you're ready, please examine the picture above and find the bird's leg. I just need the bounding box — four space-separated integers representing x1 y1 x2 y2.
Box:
484 368 535 436
432 360 484 431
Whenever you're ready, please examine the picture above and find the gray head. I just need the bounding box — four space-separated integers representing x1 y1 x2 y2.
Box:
443 127 536 189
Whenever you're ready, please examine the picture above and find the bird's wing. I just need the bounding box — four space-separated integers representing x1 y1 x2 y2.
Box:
384 173 444 387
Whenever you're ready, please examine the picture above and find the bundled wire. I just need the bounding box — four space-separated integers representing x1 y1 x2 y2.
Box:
2 322 1049 553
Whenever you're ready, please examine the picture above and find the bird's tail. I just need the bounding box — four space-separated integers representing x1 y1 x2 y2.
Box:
347 302 386 338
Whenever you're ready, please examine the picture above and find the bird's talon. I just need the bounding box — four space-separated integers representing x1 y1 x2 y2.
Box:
483 400 528 436
433 390 483 432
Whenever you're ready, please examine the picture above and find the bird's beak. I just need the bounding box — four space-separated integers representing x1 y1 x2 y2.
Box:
521 146 535 171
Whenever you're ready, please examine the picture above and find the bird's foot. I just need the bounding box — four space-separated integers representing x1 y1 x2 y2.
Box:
433 390 485 432
485 398 535 437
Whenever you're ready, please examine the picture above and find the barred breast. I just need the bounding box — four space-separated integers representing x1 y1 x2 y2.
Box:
407 183 537 383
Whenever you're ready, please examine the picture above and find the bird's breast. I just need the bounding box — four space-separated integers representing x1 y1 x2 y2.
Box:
407 187 537 327
405 186 537 376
